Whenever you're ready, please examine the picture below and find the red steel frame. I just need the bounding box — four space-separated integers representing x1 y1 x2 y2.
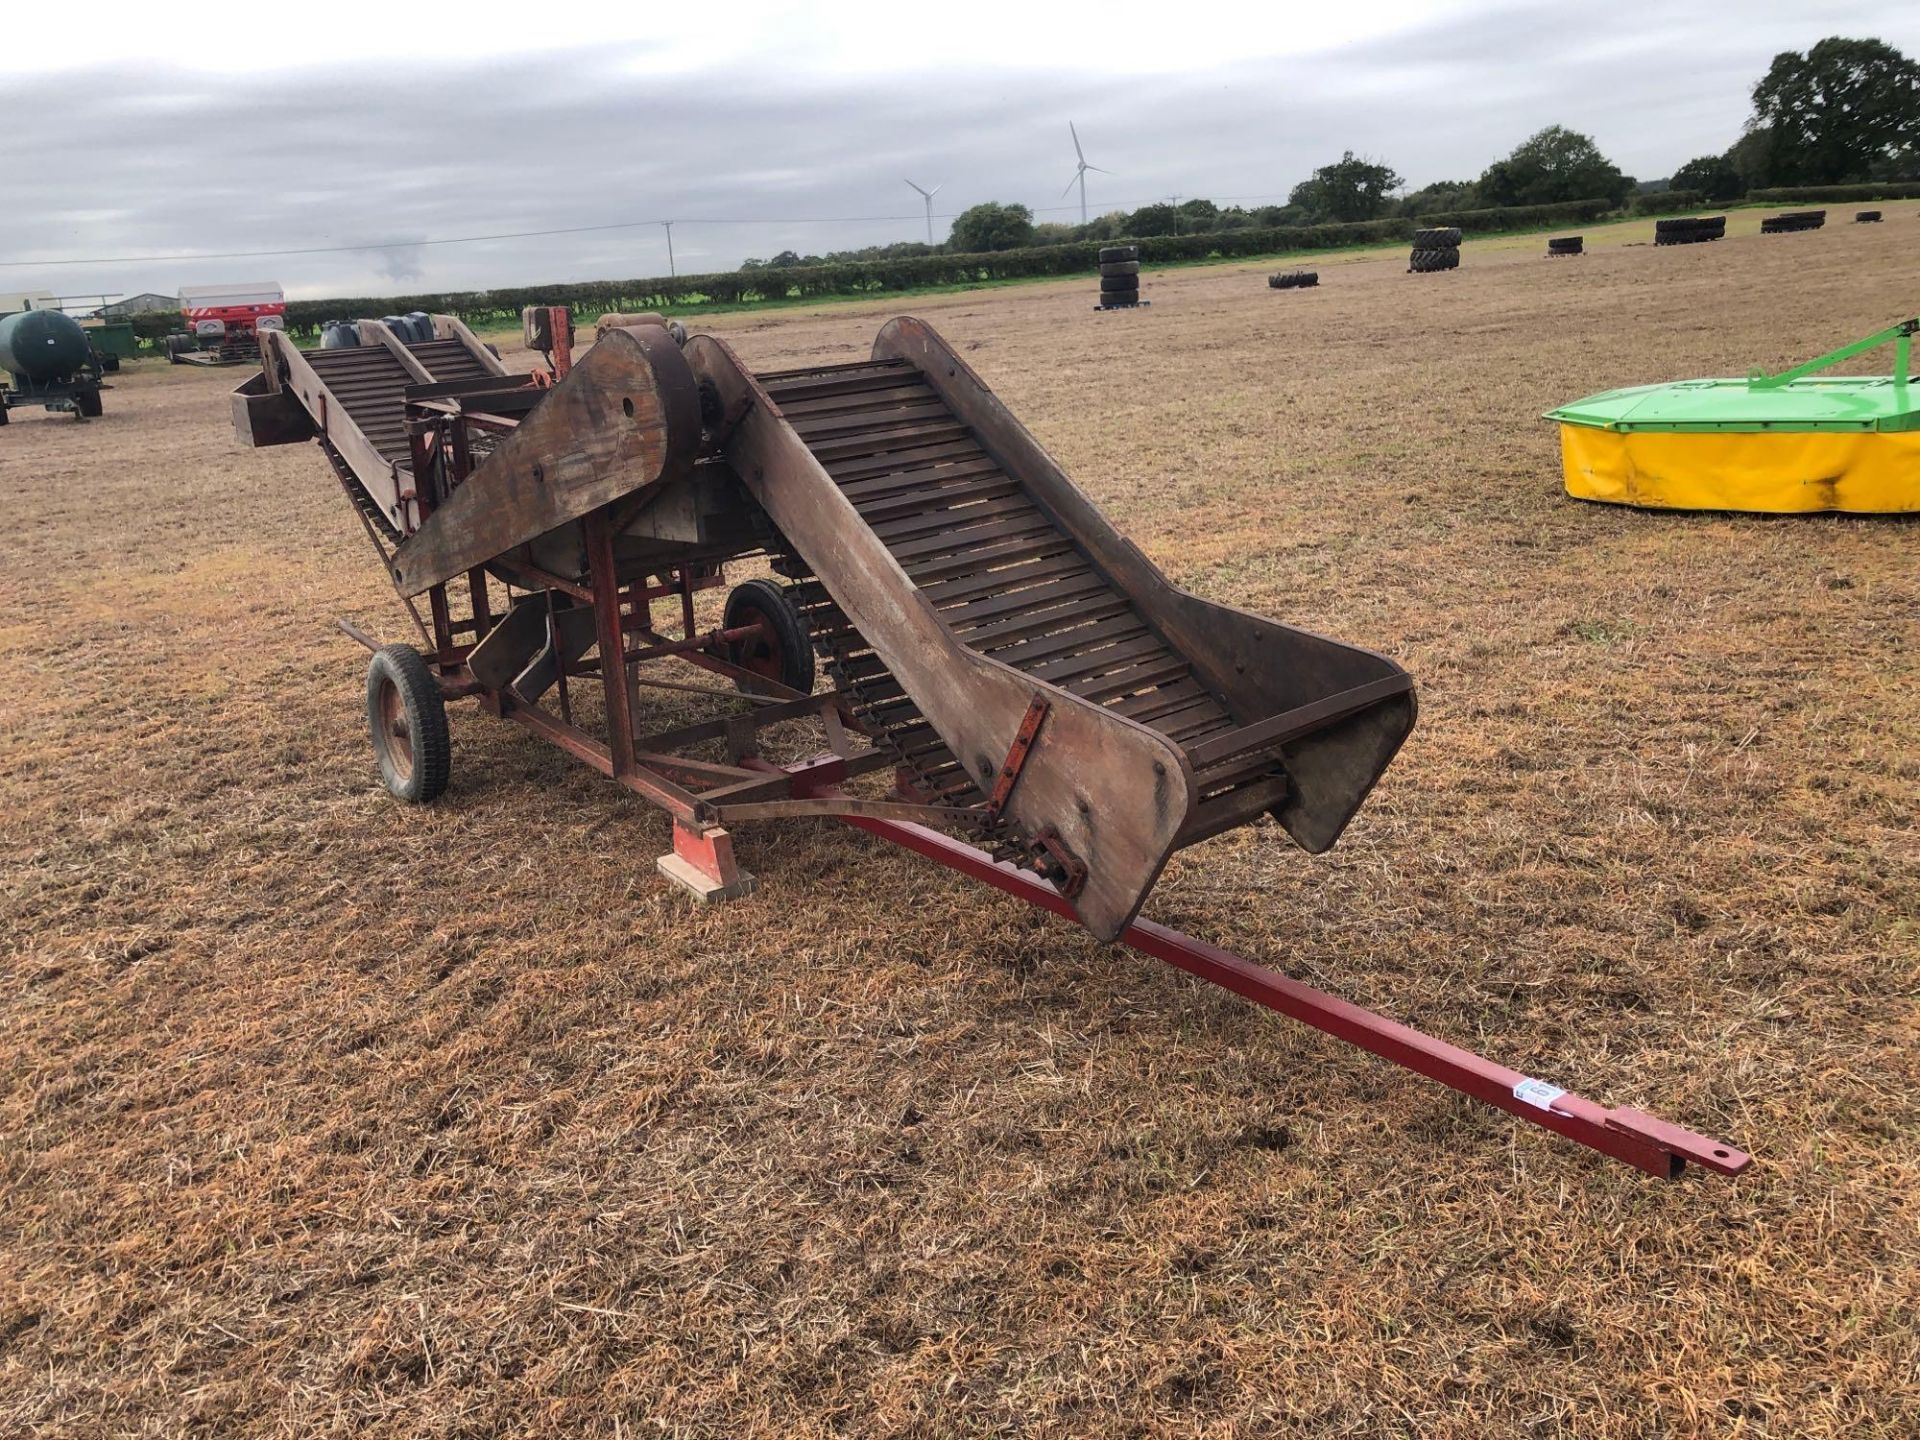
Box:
382 545 1752 1178
351 360 1752 1184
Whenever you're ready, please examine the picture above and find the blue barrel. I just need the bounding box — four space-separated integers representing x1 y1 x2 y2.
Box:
0 308 91 383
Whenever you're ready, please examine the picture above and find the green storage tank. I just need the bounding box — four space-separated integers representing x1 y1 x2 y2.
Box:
0 308 92 383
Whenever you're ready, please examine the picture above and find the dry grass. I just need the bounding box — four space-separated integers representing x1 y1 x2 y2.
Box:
3 213 1918 1438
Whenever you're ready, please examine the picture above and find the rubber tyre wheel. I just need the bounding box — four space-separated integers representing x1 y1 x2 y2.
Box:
1098 297 1138 308
366 644 450 803
723 578 814 694
76 389 103 418
1099 260 1141 277
1098 246 1138 264
1100 274 1140 294
1412 227 1461 248
0 404 9 427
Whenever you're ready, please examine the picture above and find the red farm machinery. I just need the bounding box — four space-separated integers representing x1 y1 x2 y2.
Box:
231 307 1751 1181
168 282 286 366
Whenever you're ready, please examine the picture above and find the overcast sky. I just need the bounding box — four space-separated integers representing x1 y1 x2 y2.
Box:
4 1 1910 303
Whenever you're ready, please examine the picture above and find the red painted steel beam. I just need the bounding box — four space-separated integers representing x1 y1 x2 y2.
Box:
761 756 1751 1181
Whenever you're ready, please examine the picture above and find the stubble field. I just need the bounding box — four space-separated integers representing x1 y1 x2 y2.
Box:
2 214 1917 1437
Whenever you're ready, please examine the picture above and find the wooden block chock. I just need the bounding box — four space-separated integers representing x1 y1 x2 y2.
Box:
657 820 757 903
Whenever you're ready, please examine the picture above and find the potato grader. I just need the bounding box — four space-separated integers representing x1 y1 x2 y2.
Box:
232 308 1750 1179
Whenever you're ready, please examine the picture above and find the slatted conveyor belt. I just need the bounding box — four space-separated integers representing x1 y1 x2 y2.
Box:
755 357 1291 851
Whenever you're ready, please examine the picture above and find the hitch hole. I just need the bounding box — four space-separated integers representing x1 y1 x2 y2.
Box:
622 397 635 417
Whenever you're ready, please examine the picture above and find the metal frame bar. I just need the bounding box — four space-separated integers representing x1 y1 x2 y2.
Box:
749 756 1753 1182
1748 317 1918 389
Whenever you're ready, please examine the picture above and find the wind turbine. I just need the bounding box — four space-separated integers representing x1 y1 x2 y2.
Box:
1062 123 1110 225
904 179 943 244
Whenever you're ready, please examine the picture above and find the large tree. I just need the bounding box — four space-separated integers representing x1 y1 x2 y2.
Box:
1399 179 1478 216
1124 202 1179 237
1478 126 1631 207
1670 153 1745 202
1749 37 1920 184
1724 127 1779 191
946 202 1035 252
1288 151 1403 223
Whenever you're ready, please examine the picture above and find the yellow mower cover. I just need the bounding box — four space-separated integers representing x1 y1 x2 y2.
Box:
1547 321 1920 514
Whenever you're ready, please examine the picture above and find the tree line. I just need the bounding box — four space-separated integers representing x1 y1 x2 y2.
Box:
738 34 1918 268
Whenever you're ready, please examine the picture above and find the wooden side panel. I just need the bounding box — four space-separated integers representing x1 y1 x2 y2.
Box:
358 321 434 383
874 315 1416 853
688 333 1197 943
428 314 510 376
390 325 701 597
262 329 408 531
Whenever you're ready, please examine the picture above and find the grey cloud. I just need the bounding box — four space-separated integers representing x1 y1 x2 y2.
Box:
3 1 1907 301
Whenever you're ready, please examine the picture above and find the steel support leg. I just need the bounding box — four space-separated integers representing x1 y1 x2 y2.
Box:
657 819 756 903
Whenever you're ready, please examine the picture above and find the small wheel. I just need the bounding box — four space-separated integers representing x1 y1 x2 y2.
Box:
723 579 814 694
366 644 450 802
75 389 103 419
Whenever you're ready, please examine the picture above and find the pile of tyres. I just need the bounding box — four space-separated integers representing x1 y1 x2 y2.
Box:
320 311 436 348
1856 210 1883 223
1761 210 1826 234
1654 216 1726 246
1547 235 1584 257
1408 227 1461 273
1096 246 1143 309
1268 270 1319 289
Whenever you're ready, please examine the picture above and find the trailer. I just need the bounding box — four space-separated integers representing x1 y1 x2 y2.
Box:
1 305 108 423
232 308 1751 1180
169 281 285 366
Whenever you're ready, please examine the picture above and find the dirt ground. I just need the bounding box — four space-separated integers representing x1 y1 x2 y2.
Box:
3 213 1917 1438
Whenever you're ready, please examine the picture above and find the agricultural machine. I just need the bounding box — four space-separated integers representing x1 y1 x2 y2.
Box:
1549 317 1920 512
167 282 285 366
0 303 108 423
232 306 1751 1180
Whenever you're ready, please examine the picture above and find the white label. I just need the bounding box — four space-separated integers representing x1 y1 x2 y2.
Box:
1513 1078 1568 1112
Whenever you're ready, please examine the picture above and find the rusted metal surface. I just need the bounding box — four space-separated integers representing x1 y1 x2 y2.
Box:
227 306 1762 1179
871 316 1417 856
250 311 1417 942
985 695 1050 821
391 325 700 595
689 333 1194 941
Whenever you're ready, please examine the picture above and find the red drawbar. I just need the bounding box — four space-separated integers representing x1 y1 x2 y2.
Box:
756 755 1751 1181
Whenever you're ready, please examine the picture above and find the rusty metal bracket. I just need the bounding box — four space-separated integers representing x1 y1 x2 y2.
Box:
985 694 1051 821
1031 826 1088 899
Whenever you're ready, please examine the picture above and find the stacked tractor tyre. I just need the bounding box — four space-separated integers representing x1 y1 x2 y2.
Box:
1097 246 1144 309
1654 216 1726 246
1408 227 1461 274
1547 235 1584 257
1761 210 1827 234
1856 210 1883 223
1268 270 1319 289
